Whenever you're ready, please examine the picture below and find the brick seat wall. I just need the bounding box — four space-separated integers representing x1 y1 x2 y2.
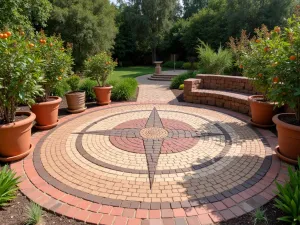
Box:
184 75 259 115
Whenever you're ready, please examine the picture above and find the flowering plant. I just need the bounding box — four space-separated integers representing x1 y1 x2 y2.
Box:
84 52 117 87
35 31 73 101
0 30 44 123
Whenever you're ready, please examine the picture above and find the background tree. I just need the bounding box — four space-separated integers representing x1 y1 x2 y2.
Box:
0 0 52 30
47 0 117 68
183 0 208 18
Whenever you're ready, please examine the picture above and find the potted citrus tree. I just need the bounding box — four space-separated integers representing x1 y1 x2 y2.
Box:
31 31 73 130
229 26 279 127
268 14 300 164
0 30 44 161
84 52 117 105
65 74 86 113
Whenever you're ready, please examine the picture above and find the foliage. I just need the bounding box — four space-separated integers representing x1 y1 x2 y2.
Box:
47 0 117 68
79 79 97 101
0 0 52 31
229 26 273 99
25 202 43 225
0 30 44 123
0 165 20 207
252 208 268 225
196 41 233 74
170 72 196 89
163 61 184 68
275 158 300 225
266 14 300 123
183 0 208 18
182 62 200 70
35 31 73 101
84 52 117 87
179 84 184 90
111 78 138 101
51 78 70 97
67 75 81 92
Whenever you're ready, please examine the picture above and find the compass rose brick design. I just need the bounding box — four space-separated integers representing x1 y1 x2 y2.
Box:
76 107 225 189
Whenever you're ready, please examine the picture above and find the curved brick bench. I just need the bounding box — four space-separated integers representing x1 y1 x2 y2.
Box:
184 75 258 115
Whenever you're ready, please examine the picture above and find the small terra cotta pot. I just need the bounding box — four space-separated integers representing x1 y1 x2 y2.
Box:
248 95 278 128
0 111 35 162
93 86 113 105
31 96 62 130
65 91 86 113
273 113 300 165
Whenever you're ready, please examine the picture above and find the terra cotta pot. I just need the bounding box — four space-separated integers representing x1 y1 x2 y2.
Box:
0 111 35 162
93 86 112 105
273 113 300 165
65 91 86 113
248 95 277 128
31 96 62 130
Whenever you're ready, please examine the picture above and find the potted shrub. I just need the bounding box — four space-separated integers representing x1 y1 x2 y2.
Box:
31 31 73 130
0 30 44 161
229 27 279 127
65 75 86 113
267 14 300 164
84 52 117 105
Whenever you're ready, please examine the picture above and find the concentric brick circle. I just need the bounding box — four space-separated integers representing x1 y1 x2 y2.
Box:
12 103 286 224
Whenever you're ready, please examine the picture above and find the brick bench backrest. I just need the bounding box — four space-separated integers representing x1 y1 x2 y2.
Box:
196 74 257 94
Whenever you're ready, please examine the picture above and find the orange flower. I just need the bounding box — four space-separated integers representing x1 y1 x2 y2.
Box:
264 47 270 52
273 77 279 83
39 39 46 44
28 43 35 48
58 76 62 80
255 39 261 43
0 33 3 39
290 55 296 61
239 64 243 69
258 73 263 78
272 62 278 67
60 47 65 51
49 43 53 47
274 26 281 33
5 31 11 37
20 31 25 36
2 33 8 39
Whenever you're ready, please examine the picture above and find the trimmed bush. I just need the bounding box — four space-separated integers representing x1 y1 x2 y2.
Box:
183 62 200 70
51 78 70 97
79 79 97 101
170 72 196 89
163 61 184 69
67 75 80 91
111 78 138 101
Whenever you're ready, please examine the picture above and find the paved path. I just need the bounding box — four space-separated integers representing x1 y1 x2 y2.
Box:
136 71 185 103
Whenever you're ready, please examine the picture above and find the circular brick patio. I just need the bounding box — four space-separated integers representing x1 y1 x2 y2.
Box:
11 103 288 225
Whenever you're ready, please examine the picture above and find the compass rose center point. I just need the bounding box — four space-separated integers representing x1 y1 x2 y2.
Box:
140 127 168 139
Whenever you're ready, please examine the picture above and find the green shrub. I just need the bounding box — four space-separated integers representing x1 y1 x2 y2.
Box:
196 41 233 74
275 158 300 225
179 84 184 90
163 61 184 68
25 202 43 225
79 79 97 101
67 75 81 91
111 78 138 101
51 78 70 97
170 72 196 89
0 165 20 207
183 62 199 70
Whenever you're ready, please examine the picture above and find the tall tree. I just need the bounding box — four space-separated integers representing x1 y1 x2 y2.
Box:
128 0 177 62
47 0 117 68
0 0 52 30
183 0 208 18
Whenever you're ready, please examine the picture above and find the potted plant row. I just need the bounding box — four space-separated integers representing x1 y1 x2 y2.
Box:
230 13 300 164
84 52 117 105
0 30 73 161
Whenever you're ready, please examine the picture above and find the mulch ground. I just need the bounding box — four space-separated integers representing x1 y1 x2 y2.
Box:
0 90 288 225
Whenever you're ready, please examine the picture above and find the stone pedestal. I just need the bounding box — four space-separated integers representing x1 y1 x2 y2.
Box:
154 61 163 75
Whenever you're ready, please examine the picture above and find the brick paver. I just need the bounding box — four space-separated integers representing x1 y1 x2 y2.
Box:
10 102 287 224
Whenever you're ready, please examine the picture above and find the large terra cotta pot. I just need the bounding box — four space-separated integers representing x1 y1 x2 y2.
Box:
31 96 62 130
65 91 86 113
273 113 300 165
248 95 277 128
0 111 35 162
93 86 112 105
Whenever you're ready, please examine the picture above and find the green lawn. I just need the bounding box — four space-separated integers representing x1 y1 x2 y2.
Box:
109 66 167 81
